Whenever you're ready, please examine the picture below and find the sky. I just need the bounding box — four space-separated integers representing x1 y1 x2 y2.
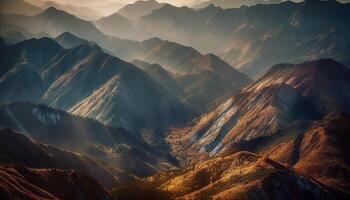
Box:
48 0 195 6
114 0 194 6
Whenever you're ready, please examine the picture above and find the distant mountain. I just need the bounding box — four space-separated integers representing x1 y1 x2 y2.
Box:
0 128 119 189
132 59 184 98
94 12 134 38
192 0 283 9
118 0 166 20
0 0 42 15
0 102 177 179
0 165 114 200
0 37 194 145
0 30 27 45
92 1 125 16
167 59 350 164
40 1 103 20
0 33 249 116
144 151 332 199
132 58 251 114
130 1 350 77
54 31 89 48
139 38 251 83
117 37 252 114
0 7 106 43
0 7 142 60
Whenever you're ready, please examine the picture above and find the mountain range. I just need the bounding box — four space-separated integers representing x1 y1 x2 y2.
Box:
40 1 104 20
164 58 350 197
117 0 167 20
192 0 284 9
167 58 350 162
0 101 179 183
0 128 119 189
0 37 195 145
98 0 350 77
1 0 350 199
0 13 252 113
0 0 42 15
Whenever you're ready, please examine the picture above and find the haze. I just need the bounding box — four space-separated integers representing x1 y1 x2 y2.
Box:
42 0 193 6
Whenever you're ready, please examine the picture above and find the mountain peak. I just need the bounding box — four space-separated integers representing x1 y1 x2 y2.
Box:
55 32 89 49
56 31 78 39
43 6 60 14
267 58 348 76
40 6 75 18
246 58 350 114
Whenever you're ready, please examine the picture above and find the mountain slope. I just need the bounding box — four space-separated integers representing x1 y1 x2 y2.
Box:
133 38 252 114
69 68 192 137
118 0 166 20
0 102 178 179
132 59 249 114
262 117 350 192
40 43 194 136
145 152 331 199
0 128 119 189
0 37 195 148
138 38 251 91
0 166 113 200
167 59 350 165
0 37 63 77
0 63 45 104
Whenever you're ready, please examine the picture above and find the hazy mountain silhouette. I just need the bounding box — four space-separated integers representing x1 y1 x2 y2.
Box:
0 0 42 15
94 12 134 38
40 1 103 20
54 32 89 49
127 1 350 76
192 0 283 9
118 0 166 20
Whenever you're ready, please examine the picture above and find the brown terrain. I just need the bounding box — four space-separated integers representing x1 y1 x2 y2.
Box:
0 165 113 200
163 59 350 199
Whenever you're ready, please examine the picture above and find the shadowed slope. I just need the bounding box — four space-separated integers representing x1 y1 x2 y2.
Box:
0 166 114 200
